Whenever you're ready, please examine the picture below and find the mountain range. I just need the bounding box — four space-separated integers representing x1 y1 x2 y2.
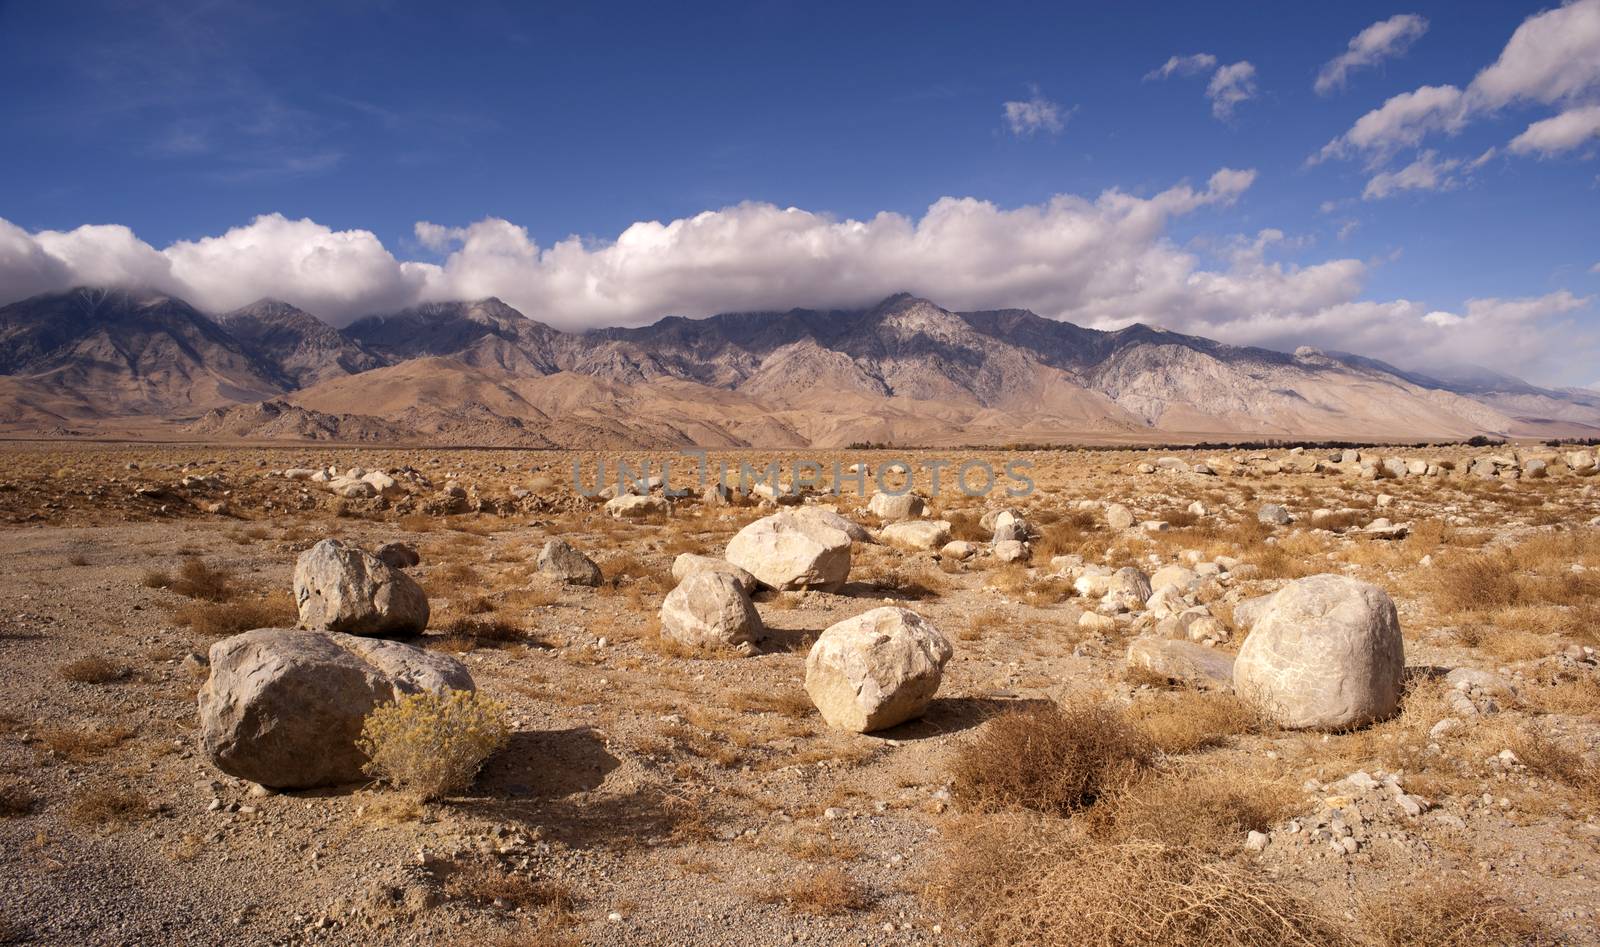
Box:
2 286 1597 447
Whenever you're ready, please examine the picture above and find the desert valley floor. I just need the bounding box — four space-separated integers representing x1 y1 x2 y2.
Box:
1 440 1598 946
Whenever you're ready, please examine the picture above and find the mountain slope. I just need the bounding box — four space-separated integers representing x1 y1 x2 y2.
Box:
217 299 386 387
0 287 285 417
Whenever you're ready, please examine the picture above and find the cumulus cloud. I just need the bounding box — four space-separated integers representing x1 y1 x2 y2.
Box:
1147 53 1257 121
1318 1 1600 163
1145 53 1217 81
1509 104 1600 155
1316 14 1430 96
1002 88 1068 137
0 168 1592 383
1206 62 1259 120
1315 84 1467 164
1362 150 1462 199
1466 0 1600 110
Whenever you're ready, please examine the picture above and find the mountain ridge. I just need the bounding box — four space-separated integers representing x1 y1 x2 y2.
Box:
2 285 1597 446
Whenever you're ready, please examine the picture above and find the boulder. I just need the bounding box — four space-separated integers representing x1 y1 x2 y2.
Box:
1145 584 1189 619
868 491 924 522
361 471 400 495
197 628 473 789
879 519 952 551
1231 592 1276 632
1150 564 1197 592
1105 503 1135 530
374 542 421 570
1104 567 1152 607
1126 637 1235 690
989 510 1030 543
537 538 602 587
330 478 377 499
658 573 761 650
939 540 978 561
605 494 668 519
804 607 953 732
790 506 874 544
294 539 429 637
1186 615 1229 644
992 539 1029 563
1232 574 1404 730
725 511 852 591
671 553 758 593
979 508 1024 534
1257 504 1292 525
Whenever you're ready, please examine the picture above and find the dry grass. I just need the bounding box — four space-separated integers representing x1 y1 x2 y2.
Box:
1127 691 1263 755
441 858 577 913
760 868 870 915
38 724 136 762
57 655 127 684
67 784 151 827
143 558 235 601
0 780 37 817
1508 730 1600 810
927 814 1340 946
173 594 297 636
726 688 814 719
437 616 539 649
951 700 1154 816
1094 763 1301 853
1356 877 1556 946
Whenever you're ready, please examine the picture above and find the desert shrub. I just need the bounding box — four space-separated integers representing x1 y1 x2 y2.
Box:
1094 765 1299 853
1127 691 1262 754
1357 877 1555 946
951 700 1153 816
0 780 36 817
173 595 296 636
358 689 510 800
154 558 236 601
68 784 151 827
438 616 533 649
38 724 136 761
927 814 1339 946
441 856 575 911
57 655 126 684
761 867 870 915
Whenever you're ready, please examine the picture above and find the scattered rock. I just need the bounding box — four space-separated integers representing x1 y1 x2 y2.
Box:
725 511 852 591
670 554 758 594
658 573 762 651
293 539 430 637
804 607 953 732
1258 504 1292 525
1105 503 1135 530
1125 637 1235 690
604 494 668 519
879 519 952 552
868 492 924 522
536 539 602 587
374 542 420 570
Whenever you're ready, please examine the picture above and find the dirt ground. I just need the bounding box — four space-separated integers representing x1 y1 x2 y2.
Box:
1 440 1597 946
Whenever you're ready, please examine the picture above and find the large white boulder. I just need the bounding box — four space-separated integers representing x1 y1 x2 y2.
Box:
197 628 473 789
868 491 925 522
294 539 429 637
605 494 668 519
789 506 875 544
879 519 952 551
670 553 758 594
804 607 953 732
1233 574 1404 730
658 573 762 651
724 511 852 591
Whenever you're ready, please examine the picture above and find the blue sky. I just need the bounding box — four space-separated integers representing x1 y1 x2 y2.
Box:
1 0 1598 387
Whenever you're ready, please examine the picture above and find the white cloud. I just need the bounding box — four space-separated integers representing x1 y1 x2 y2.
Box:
1318 1 1600 163
1145 53 1217 81
1002 88 1067 137
0 170 1592 383
1206 62 1259 120
1316 14 1430 96
1148 54 1257 121
1509 104 1600 155
1362 150 1462 199
1466 0 1600 110
1316 84 1466 164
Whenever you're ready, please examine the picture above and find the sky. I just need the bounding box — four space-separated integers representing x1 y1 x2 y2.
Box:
1 0 1598 388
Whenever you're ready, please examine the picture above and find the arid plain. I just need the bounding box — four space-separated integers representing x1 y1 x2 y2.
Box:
1 440 1598 946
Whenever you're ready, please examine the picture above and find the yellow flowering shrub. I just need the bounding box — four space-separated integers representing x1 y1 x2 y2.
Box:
357 689 510 800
